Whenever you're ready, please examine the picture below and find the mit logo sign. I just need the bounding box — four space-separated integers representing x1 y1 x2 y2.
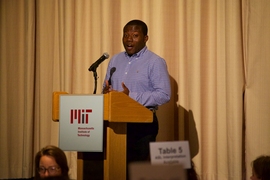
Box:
70 109 92 124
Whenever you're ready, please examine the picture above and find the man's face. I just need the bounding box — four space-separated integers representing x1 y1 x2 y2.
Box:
122 25 148 56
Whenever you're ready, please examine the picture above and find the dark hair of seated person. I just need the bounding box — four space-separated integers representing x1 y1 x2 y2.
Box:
252 155 270 180
187 161 200 180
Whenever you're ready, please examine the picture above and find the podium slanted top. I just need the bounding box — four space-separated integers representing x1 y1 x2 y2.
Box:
52 91 153 123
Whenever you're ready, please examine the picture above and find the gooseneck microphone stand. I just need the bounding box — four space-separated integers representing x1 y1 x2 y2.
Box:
91 67 98 94
88 53 110 94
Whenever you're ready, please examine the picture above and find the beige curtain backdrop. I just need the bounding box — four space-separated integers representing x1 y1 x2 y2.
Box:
1 0 270 179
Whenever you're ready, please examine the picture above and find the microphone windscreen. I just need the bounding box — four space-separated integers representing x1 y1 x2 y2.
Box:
103 52 110 59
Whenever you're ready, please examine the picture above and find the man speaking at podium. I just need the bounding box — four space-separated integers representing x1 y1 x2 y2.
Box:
102 20 171 166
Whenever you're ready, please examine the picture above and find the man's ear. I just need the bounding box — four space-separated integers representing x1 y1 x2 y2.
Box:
144 35 149 43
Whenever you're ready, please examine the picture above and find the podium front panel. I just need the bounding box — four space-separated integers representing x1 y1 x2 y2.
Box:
59 94 104 152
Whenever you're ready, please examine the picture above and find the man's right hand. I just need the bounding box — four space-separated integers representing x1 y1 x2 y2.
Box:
102 80 111 94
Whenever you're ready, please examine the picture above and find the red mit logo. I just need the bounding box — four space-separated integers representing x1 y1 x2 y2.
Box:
70 109 92 124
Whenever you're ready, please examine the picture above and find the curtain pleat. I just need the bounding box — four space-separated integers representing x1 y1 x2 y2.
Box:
0 0 36 178
244 1 270 179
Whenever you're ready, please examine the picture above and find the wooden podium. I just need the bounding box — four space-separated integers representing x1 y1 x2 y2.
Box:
52 91 153 180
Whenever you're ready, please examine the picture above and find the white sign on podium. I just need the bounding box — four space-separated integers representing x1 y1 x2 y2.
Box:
59 94 104 152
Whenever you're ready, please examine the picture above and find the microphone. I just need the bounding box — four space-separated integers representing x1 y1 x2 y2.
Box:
108 67 116 85
88 52 110 71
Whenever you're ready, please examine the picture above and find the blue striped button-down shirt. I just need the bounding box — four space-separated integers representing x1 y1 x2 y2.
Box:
103 46 171 107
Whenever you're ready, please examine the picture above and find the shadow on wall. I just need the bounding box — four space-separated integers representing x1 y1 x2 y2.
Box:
181 107 199 159
171 76 199 159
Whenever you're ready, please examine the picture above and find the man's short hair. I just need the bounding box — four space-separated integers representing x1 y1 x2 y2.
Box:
124 20 148 36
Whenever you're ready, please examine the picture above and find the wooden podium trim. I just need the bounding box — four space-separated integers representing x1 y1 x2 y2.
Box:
52 91 68 121
106 91 153 123
52 91 152 123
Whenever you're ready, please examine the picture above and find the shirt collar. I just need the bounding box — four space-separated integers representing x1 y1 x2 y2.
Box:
125 46 147 58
